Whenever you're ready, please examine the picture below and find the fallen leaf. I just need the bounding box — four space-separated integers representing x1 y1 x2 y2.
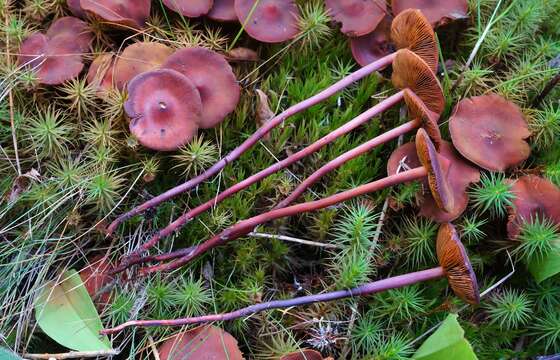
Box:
158 325 243 360
0 347 21 360
226 47 259 62
5 168 41 203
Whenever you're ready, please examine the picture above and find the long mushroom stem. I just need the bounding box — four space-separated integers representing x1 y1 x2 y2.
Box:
136 166 427 276
106 53 397 236
113 91 405 271
101 266 444 334
275 120 419 209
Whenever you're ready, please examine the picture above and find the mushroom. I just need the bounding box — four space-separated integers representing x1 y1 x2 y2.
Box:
449 94 531 172
388 141 480 222
325 0 387 37
163 47 240 129
79 255 114 309
109 47 442 262
124 69 202 151
208 0 237 21
67 0 85 17
113 42 174 91
106 9 439 235
157 326 243 360
86 53 116 95
80 0 151 29
117 128 455 275
506 175 560 239
162 0 213 17
101 223 478 334
281 350 327 360
350 16 393 67
235 0 301 43
392 0 468 27
18 17 92 85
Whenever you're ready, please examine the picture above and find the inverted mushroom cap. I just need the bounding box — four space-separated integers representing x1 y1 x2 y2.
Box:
403 89 441 150
507 175 560 239
350 16 393 67
158 325 243 360
163 47 240 128
420 142 480 222
416 128 454 213
392 0 468 27
392 49 444 115
391 9 438 73
125 69 202 151
86 53 116 94
208 0 237 21
449 94 531 172
235 0 300 43
80 0 151 29
325 0 387 37
437 223 480 305
162 0 213 17
113 42 173 91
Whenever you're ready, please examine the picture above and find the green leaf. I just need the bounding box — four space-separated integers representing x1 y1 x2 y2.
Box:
0 347 22 360
413 314 477 360
527 248 560 283
34 269 111 351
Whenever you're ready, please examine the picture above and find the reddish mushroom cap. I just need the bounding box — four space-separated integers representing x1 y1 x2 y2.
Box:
420 142 480 222
391 9 438 73
80 0 151 29
235 0 301 43
387 142 422 176
350 16 393 67
163 47 240 128
113 42 174 91
326 0 387 37
67 0 86 17
46 17 92 53
392 0 468 27
392 48 444 115
79 255 114 309
506 175 560 239
125 69 202 151
449 94 531 172
437 223 480 305
208 0 237 21
162 0 213 17
280 349 326 360
86 53 116 95
158 325 243 360
416 128 454 213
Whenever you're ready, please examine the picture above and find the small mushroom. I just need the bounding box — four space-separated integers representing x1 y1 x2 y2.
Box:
125 69 202 151
79 255 114 309
113 42 174 90
86 53 116 95
208 0 237 21
163 47 240 128
392 0 468 27
325 0 387 37
449 93 531 172
281 350 327 360
80 0 151 29
162 0 213 17
506 175 560 239
235 0 301 43
350 16 393 67
100 223 478 334
18 17 92 85
67 0 86 17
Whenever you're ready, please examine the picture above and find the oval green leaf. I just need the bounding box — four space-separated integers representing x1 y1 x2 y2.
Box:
34 269 111 351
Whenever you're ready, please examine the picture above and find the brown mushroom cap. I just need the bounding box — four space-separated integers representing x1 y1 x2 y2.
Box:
158 325 243 360
416 128 454 213
325 0 387 37
162 0 213 17
403 89 441 149
506 175 560 239
208 0 237 21
449 94 531 172
80 0 151 29
163 47 240 129
86 53 116 95
235 0 300 43
420 142 481 222
390 9 438 73
350 16 393 67
436 223 480 305
113 42 173 91
392 49 444 115
125 69 202 151
392 0 468 27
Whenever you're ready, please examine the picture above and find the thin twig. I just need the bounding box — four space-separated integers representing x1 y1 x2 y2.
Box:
248 231 342 249
147 335 161 360
22 349 120 359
